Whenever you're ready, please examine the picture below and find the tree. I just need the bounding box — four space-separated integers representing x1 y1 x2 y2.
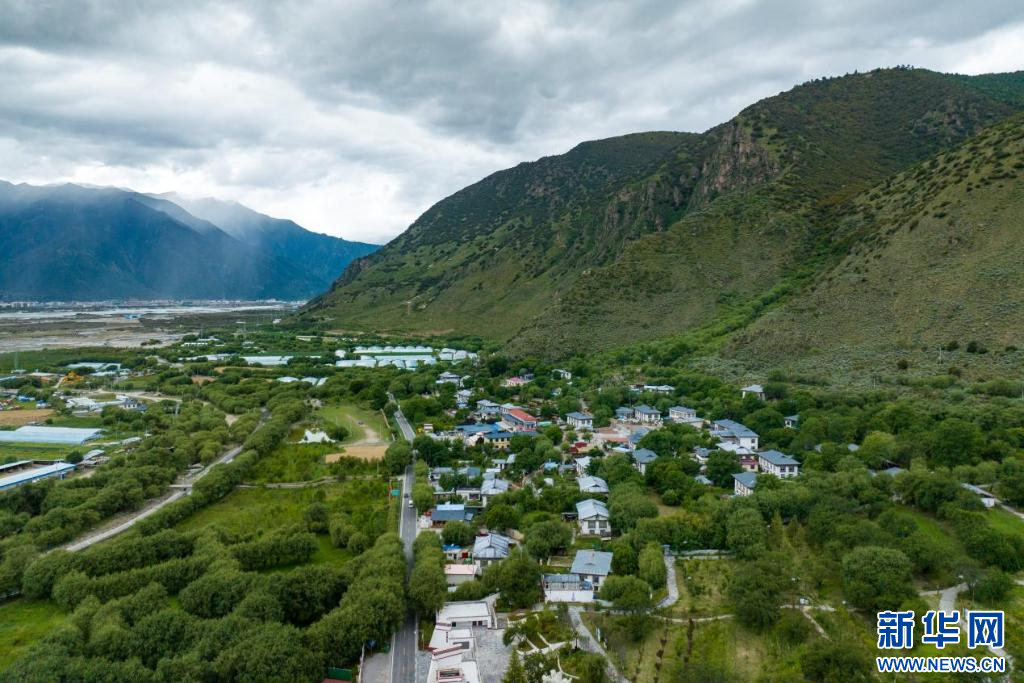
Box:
928 418 983 468
503 650 528 683
608 484 658 532
412 483 435 512
303 502 329 533
800 642 873 682
483 504 521 533
599 575 653 640
638 542 666 589
482 550 541 608
841 546 915 610
728 562 782 629
442 521 476 547
706 451 742 487
726 507 766 559
524 521 572 561
329 516 352 548
611 541 638 576
384 441 412 475
409 538 447 617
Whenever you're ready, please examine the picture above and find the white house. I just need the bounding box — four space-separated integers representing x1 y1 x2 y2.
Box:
577 475 609 495
444 564 478 587
565 412 593 431
576 499 611 537
669 405 697 422
711 419 759 450
574 456 592 477
632 405 662 425
784 414 800 429
553 368 573 380
741 384 766 400
480 477 510 506
757 449 800 478
733 471 757 497
632 448 658 475
437 600 495 628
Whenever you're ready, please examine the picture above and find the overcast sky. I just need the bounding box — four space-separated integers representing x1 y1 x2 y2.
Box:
1 1 1022 244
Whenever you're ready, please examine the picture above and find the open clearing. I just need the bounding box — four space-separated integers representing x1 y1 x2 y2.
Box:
317 403 390 445
326 444 388 462
0 408 53 427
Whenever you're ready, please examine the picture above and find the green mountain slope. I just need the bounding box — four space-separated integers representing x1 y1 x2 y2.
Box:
724 113 1024 366
305 68 1024 356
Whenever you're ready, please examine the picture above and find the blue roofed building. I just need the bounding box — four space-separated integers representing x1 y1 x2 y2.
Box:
632 447 658 474
733 471 758 497
570 550 614 590
757 450 800 478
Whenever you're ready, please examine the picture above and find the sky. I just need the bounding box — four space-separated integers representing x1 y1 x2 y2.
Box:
1 1 1022 244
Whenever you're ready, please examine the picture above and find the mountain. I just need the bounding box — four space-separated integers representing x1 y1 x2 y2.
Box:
303 68 1024 358
723 112 1024 369
0 183 378 301
153 194 378 288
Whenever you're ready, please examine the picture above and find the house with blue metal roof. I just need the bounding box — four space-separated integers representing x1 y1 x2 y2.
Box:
733 471 758 496
632 448 658 475
430 503 475 526
575 499 610 536
632 405 662 425
711 419 759 450
565 412 593 431
577 475 609 495
757 450 800 478
570 550 614 590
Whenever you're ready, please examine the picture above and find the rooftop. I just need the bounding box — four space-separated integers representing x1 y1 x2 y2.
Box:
570 550 613 577
733 471 758 489
758 449 800 467
0 426 102 445
576 498 609 519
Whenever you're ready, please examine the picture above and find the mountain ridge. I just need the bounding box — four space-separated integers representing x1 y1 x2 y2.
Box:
303 67 1024 360
0 182 378 301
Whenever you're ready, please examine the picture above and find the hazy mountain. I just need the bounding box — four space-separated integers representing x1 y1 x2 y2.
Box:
302 68 1024 361
0 183 378 301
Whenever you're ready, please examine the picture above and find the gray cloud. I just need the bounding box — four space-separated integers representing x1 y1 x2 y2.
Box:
0 0 1021 243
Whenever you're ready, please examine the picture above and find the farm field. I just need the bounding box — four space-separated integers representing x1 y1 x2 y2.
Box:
0 409 52 427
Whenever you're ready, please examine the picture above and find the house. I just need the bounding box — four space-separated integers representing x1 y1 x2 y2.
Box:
475 400 501 418
692 447 711 465
480 477 510 505
426 644 480 683
711 419 759 450
574 456 592 477
642 384 675 395
482 431 513 450
757 450 800 478
784 414 800 429
633 405 662 425
437 600 495 628
739 454 759 472
299 429 334 444
431 503 475 526
553 368 572 380
733 471 758 497
961 483 998 508
565 412 593 431
669 405 698 422
632 448 658 474
501 409 538 433
576 499 611 537
543 573 593 603
694 474 713 486
473 533 511 568
577 475 609 495
614 406 633 421
570 550 614 591
444 564 478 587
503 376 530 388
437 371 463 386
741 384 766 400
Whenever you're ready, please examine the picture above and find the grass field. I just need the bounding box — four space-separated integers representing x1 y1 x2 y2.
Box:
987 506 1024 535
0 599 68 669
174 480 399 558
317 403 390 445
249 443 336 483
0 443 82 463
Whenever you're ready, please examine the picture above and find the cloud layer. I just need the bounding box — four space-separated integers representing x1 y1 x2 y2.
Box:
1 0 1021 243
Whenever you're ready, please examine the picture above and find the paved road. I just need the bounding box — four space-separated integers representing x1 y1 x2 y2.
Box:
390 394 419 683
568 606 628 683
657 551 679 609
63 410 267 553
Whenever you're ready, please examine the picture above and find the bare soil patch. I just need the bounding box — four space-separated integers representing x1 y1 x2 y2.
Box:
325 444 388 462
0 409 53 427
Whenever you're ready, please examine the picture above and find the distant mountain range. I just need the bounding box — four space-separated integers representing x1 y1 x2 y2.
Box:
302 67 1024 365
0 182 378 301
